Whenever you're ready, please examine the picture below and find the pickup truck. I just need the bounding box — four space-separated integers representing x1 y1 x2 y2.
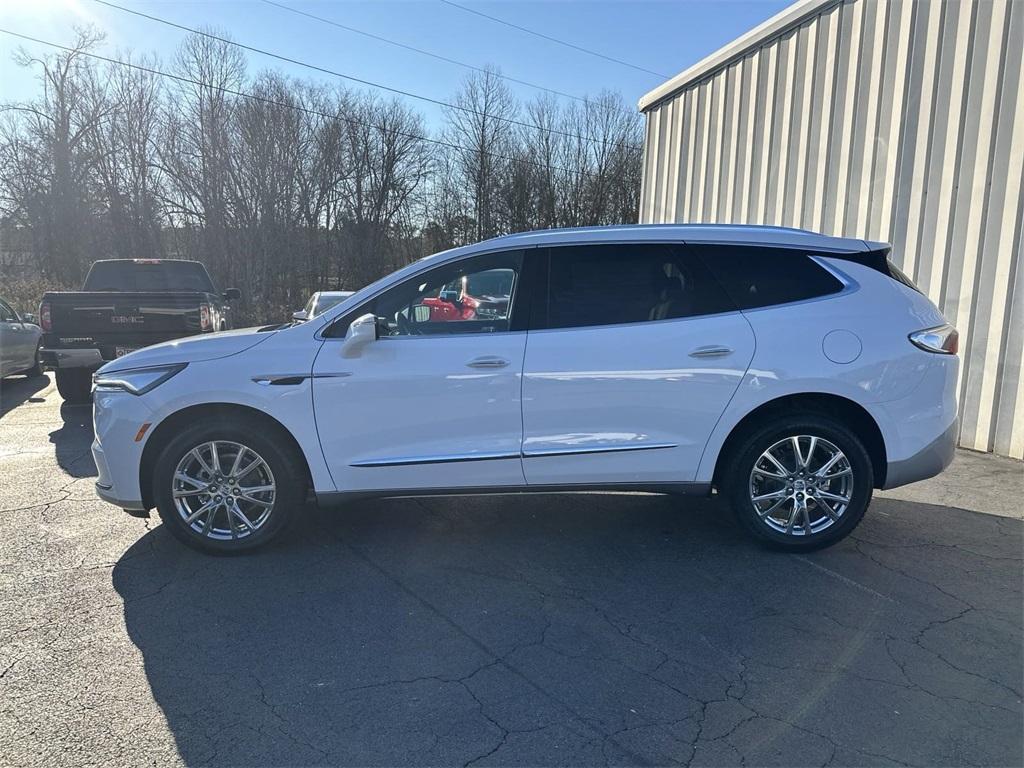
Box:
40 259 240 403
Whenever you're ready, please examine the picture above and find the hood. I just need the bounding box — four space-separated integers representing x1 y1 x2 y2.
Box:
98 326 275 373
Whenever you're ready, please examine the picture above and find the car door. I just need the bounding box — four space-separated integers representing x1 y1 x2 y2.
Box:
312 249 533 493
520 243 755 487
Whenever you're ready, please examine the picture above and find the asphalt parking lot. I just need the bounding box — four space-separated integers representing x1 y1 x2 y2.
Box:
0 373 1021 767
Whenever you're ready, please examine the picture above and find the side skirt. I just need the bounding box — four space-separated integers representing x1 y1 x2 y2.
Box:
315 482 712 506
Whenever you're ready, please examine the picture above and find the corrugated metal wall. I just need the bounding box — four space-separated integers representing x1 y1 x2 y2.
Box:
639 0 1024 459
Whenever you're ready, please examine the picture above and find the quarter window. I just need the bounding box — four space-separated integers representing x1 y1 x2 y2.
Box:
540 244 734 330
694 245 845 310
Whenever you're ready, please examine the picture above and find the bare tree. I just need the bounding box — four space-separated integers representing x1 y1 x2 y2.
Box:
0 32 642 325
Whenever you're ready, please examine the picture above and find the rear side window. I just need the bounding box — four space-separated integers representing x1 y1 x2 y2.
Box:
694 245 844 310
541 244 735 330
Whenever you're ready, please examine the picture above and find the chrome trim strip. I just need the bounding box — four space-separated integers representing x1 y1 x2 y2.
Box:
350 451 521 468
251 372 352 385
521 442 677 458
351 442 678 468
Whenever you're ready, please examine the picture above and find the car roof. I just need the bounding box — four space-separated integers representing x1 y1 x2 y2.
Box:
469 224 878 254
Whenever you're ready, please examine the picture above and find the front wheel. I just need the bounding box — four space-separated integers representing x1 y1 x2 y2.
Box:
55 369 93 404
152 418 306 553
724 415 873 551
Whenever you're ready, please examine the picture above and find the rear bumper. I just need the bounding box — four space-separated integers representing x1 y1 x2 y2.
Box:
882 418 958 490
41 347 104 370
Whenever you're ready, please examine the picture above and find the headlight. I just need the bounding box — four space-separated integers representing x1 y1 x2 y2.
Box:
93 363 187 395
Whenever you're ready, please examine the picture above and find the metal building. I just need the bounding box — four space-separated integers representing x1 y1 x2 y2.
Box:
638 0 1023 459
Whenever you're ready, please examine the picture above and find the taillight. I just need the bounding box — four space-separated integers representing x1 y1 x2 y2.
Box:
199 303 212 331
39 301 51 332
909 324 958 355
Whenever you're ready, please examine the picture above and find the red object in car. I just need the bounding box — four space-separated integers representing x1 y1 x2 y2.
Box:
421 294 480 321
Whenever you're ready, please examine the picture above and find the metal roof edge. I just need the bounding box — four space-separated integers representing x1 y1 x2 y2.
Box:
637 0 840 113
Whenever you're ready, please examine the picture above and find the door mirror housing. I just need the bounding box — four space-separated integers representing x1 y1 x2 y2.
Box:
223 288 242 301
20 312 37 325
292 309 308 321
341 313 378 357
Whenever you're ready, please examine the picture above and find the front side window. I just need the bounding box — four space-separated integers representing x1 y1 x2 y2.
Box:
328 250 524 338
694 245 845 310
0 301 16 322
541 243 734 330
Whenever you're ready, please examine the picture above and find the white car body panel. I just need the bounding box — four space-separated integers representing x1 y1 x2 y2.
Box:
520 312 754 485
312 332 528 491
90 224 959 518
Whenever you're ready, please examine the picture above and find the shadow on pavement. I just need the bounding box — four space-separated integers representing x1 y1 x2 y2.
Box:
48 402 97 478
0 372 49 419
112 493 1022 767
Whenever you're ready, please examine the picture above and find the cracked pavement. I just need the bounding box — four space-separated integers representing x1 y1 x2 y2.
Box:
0 373 1021 767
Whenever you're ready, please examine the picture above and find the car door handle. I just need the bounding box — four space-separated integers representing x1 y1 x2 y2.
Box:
689 345 734 358
466 356 510 369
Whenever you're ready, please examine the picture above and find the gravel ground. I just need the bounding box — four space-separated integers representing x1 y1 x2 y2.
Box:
1 373 1021 767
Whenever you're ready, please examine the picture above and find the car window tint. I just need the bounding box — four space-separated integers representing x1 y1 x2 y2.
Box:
0 301 16 322
694 245 844 310
542 244 734 330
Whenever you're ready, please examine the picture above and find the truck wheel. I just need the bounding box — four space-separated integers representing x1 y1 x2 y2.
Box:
152 418 305 554
55 369 93 404
723 415 873 551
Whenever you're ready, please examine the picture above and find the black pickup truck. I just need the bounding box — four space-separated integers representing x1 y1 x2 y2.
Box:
40 259 240 403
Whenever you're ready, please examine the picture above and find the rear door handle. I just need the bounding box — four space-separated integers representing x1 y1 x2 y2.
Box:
689 345 734 358
466 356 510 369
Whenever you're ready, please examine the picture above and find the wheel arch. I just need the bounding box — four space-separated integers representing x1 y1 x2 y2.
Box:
139 402 313 510
711 393 887 489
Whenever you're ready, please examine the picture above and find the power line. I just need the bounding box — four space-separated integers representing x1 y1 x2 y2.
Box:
89 0 641 153
0 27 582 177
439 0 669 79
259 0 591 106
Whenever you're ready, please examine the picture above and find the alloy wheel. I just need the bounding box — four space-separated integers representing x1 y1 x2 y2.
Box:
748 435 854 537
171 441 276 541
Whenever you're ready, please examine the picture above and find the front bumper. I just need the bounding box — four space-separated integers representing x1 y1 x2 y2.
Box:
41 347 104 370
91 390 152 512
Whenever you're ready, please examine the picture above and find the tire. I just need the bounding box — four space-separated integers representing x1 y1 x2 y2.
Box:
723 414 873 551
55 369 93 404
152 417 306 554
26 343 44 377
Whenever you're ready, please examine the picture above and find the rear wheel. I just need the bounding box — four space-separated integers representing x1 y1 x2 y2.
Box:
26 342 44 377
724 415 873 551
152 418 306 553
55 369 92 404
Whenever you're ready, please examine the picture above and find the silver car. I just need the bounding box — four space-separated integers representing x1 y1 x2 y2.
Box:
0 297 42 379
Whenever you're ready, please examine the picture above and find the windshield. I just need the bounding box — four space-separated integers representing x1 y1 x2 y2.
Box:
83 260 216 292
311 294 348 318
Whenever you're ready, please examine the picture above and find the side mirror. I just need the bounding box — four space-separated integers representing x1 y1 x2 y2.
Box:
292 309 308 321
340 312 378 358
20 312 37 325
224 288 242 301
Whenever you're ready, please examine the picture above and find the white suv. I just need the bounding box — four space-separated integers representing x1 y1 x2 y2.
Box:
91 225 959 554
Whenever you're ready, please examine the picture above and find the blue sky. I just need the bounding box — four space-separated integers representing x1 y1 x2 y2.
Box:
0 0 789 128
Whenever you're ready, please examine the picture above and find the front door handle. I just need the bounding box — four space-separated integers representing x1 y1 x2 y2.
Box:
466 356 510 369
689 345 734 358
